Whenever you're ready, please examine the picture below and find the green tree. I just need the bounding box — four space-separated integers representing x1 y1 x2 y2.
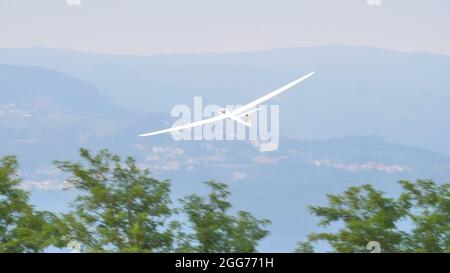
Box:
399 180 450 252
55 149 174 252
0 156 59 252
298 180 449 253
176 181 270 253
294 241 314 253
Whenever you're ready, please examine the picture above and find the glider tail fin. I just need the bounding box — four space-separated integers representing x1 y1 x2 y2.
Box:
226 112 251 127
235 107 262 127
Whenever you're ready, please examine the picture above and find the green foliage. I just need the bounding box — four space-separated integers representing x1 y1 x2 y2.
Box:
300 180 449 253
307 184 408 252
0 150 272 253
176 181 270 253
294 241 314 253
0 156 58 252
5 147 446 254
54 148 174 252
399 180 450 252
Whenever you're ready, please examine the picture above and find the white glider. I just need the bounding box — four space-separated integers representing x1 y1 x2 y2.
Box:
139 71 315 137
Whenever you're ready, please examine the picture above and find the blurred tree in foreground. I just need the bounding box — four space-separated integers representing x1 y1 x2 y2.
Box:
294 241 314 253
298 180 449 253
54 149 174 252
55 150 271 253
0 156 59 252
3 149 447 253
399 180 450 252
175 181 270 253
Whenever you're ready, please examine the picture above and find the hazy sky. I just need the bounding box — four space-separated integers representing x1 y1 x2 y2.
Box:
1 0 449 55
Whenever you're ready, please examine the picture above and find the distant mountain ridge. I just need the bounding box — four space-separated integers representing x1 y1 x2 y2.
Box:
0 46 449 155
0 65 166 168
0 64 119 117
1 55 450 252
